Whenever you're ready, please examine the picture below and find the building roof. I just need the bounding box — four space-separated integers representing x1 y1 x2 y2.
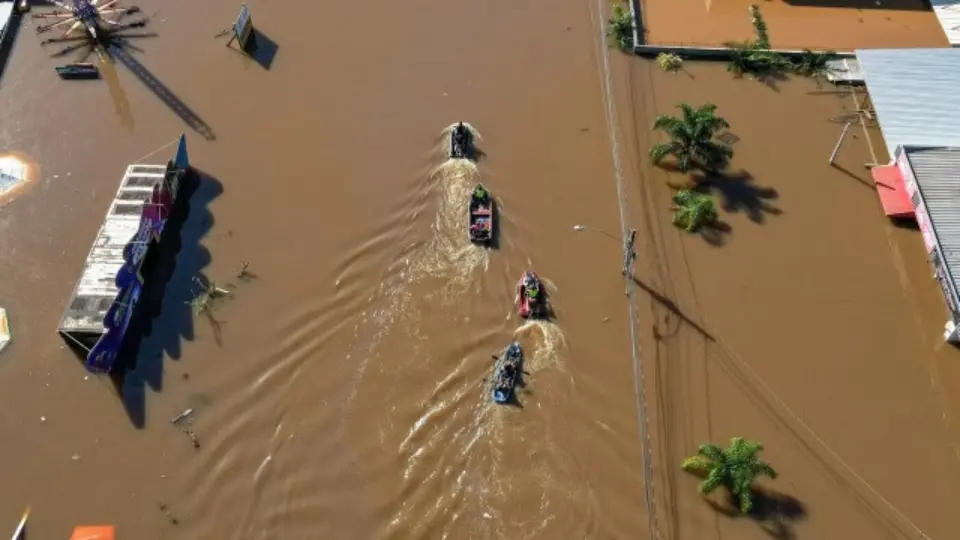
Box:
856 48 960 160
58 164 167 336
902 146 960 309
931 0 960 46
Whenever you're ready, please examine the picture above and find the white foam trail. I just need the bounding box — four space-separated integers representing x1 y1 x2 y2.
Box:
513 320 568 374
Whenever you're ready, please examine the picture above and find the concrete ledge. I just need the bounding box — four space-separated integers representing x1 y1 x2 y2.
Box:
632 43 856 60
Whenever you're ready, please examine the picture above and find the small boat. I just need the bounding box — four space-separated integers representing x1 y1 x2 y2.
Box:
516 271 546 319
55 63 100 80
449 122 472 160
10 507 28 540
492 342 522 404
0 307 10 355
468 183 494 245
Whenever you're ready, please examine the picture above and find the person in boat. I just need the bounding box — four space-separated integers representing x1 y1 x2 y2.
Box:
526 281 540 301
453 123 469 151
473 185 487 201
502 362 516 384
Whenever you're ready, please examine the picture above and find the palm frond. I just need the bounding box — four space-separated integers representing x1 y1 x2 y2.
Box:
680 455 714 475
649 142 678 165
700 467 726 495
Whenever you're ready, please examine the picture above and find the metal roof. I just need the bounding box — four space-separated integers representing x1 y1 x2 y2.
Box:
856 48 960 159
931 0 960 46
902 146 960 311
58 164 167 335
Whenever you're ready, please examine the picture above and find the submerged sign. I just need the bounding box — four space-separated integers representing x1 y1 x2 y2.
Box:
84 135 190 373
232 3 255 50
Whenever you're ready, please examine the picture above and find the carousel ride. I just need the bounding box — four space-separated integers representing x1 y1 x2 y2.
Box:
33 0 154 64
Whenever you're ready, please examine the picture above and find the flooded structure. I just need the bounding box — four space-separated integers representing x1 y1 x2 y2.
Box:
857 48 960 342
931 0 960 46
58 135 190 371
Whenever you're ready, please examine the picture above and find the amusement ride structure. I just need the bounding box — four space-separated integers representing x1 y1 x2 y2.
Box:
33 0 153 60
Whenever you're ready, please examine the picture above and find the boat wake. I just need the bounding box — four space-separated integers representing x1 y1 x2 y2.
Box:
381 337 585 540
405 124 491 300
513 319 568 375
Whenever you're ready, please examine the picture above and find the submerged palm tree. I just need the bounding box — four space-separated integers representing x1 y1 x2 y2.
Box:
792 49 836 80
681 437 778 514
606 3 634 51
724 40 791 78
650 103 733 172
672 189 718 232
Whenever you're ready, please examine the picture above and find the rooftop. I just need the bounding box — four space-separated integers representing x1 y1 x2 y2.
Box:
857 48 960 159
902 146 960 312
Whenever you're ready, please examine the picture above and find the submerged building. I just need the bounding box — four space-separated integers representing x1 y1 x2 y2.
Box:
845 48 960 342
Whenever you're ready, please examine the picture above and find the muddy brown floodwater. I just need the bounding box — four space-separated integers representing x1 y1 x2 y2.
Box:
613 57 960 539
0 0 653 538
642 0 949 49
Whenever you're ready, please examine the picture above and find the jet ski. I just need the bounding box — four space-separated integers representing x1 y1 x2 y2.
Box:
449 122 473 160
492 341 522 404
468 183 494 245
516 271 546 319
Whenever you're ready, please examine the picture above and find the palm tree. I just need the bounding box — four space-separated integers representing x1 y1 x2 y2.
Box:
650 103 733 172
792 49 836 80
681 437 778 514
723 40 791 78
606 3 633 51
672 189 718 232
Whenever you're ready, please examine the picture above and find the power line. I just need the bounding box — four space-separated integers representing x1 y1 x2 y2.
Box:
592 1 660 538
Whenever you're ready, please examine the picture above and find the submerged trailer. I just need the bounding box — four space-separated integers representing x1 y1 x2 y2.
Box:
58 135 191 372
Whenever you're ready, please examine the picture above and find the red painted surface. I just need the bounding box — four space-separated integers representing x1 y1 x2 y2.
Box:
871 164 915 218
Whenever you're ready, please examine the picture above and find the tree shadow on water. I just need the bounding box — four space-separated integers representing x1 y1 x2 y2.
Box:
699 218 732 247
692 170 782 224
111 169 223 428
707 488 808 540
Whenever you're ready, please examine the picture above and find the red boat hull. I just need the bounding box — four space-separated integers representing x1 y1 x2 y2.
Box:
516 271 542 318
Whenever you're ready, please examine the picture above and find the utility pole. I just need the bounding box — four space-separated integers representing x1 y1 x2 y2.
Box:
622 228 637 277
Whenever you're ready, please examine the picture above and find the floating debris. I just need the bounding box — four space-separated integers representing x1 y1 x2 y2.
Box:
170 408 193 425
0 307 10 355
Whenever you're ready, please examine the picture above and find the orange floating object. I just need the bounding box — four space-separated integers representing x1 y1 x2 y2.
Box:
70 526 115 540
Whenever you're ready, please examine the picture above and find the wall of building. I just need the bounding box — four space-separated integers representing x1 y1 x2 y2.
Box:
897 146 960 318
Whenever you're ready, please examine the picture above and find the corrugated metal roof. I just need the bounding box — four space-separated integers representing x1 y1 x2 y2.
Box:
931 0 960 46
58 164 167 334
903 146 960 310
857 48 960 159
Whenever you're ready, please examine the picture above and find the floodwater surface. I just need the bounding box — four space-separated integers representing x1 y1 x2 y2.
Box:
642 0 949 49
615 57 960 539
4 0 960 537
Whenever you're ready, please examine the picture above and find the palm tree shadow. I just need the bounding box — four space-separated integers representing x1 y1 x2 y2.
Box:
692 170 782 224
756 70 790 92
698 218 732 246
706 488 808 540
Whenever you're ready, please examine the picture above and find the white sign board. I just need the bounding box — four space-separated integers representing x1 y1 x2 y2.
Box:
234 4 254 49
